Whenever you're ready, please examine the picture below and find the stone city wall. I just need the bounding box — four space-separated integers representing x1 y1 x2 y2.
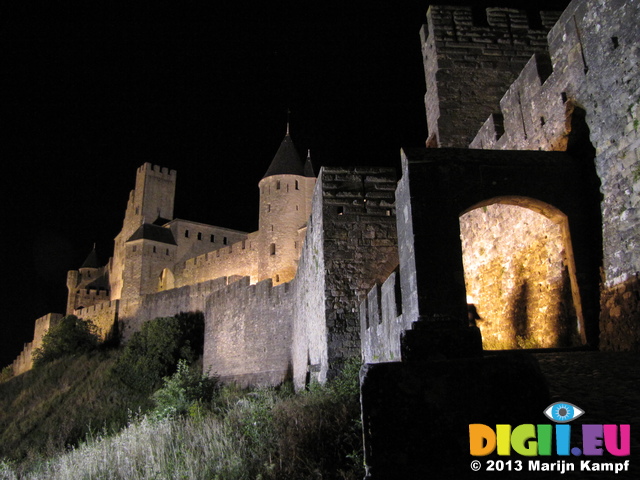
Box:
360 270 404 364
11 313 63 375
291 175 327 389
204 277 293 387
175 232 259 287
470 0 640 350
74 300 119 339
421 5 561 147
118 277 233 339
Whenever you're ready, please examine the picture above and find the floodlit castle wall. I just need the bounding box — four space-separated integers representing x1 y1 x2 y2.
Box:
470 0 640 350
11 313 63 375
204 277 294 387
175 231 260 287
119 276 233 338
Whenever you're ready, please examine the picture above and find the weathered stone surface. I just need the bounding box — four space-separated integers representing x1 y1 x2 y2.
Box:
600 275 640 352
460 204 580 349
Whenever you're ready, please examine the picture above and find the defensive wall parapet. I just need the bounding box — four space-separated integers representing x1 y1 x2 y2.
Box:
11 313 63 375
204 277 294 387
360 270 404 364
176 232 259 287
421 5 561 148
119 276 233 339
74 300 119 339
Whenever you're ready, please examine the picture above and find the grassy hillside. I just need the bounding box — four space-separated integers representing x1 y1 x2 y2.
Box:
0 350 364 479
0 350 151 463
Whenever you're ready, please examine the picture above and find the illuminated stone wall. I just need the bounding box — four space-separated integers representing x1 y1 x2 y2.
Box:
11 313 63 375
469 0 640 350
204 278 293 387
460 204 579 349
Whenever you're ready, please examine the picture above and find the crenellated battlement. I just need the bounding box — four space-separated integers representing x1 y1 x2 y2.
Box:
421 4 561 148
138 162 177 178
321 167 396 217
425 5 559 40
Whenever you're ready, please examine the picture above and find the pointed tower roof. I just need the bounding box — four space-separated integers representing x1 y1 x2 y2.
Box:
80 245 100 269
303 149 316 178
262 127 305 179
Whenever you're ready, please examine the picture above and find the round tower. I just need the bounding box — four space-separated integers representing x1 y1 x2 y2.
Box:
258 127 316 284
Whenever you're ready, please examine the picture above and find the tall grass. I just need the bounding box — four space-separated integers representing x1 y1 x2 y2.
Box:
0 359 364 480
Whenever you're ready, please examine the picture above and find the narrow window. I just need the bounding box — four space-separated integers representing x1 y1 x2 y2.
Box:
561 92 568 103
166 249 169 255
267 204 271 212
295 180 299 190
612 36 619 49
540 116 546 127
276 180 281 190
296 205 299 211
132 245 137 252
210 234 215 242
286 183 289 192
223 236 228 245
242 240 246 250
185 229 190 238
135 207 139 215
337 206 344 215
153 246 157 253
295 241 298 249
276 274 280 282
270 243 276 255
197 232 202 240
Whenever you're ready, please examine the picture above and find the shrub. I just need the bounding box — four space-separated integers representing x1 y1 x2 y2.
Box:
0 365 13 384
151 359 219 419
32 316 99 367
112 312 205 393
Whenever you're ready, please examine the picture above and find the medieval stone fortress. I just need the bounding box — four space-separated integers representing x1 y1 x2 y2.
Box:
10 0 640 409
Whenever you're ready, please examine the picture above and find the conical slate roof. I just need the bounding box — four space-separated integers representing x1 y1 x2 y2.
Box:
303 150 315 178
80 246 100 269
262 133 305 179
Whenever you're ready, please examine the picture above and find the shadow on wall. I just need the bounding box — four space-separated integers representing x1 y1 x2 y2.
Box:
461 202 583 350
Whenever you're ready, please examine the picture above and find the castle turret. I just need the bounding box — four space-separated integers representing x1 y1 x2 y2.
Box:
66 245 110 314
258 127 316 284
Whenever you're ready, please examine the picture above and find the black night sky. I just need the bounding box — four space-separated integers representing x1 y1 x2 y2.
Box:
1 1 569 367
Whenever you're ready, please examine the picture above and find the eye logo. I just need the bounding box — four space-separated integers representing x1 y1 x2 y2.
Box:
543 402 585 423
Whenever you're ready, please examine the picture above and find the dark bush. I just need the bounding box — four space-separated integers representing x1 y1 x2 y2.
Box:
32 316 99 367
112 311 205 393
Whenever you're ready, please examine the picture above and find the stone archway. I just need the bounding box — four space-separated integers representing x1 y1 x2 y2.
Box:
460 196 584 349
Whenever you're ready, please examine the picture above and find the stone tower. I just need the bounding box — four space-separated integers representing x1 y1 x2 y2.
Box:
258 128 316 285
120 223 178 300
421 6 560 147
110 163 177 300
66 245 110 314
